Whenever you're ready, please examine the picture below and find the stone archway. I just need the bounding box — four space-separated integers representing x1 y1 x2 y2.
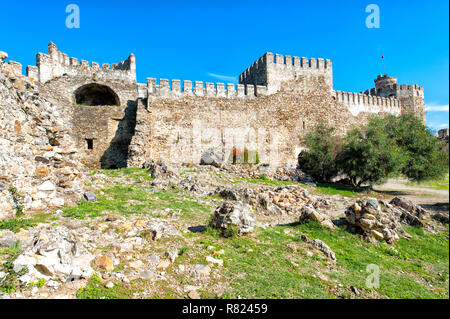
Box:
74 83 120 106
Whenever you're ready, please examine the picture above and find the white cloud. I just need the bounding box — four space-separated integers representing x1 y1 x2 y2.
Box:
427 122 448 135
207 73 237 83
425 104 449 112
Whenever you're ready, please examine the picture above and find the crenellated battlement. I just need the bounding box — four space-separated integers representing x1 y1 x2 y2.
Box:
360 74 425 122
239 52 333 94
147 77 268 99
366 75 424 98
365 85 424 97
266 52 332 71
335 90 401 116
27 42 136 84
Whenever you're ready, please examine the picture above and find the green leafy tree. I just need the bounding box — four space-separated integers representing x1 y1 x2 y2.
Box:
337 117 404 187
298 122 341 182
381 112 448 182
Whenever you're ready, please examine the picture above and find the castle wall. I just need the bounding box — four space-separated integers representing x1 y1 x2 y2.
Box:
147 78 268 99
335 91 401 116
72 105 136 169
41 76 138 107
128 77 386 168
36 75 139 169
438 128 449 152
7 60 22 76
17 43 424 169
396 85 426 122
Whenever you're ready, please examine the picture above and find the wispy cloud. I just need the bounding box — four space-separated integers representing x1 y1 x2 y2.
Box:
207 73 237 83
425 104 449 112
427 122 448 134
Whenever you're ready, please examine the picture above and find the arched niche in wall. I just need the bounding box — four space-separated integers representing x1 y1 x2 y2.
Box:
74 83 121 106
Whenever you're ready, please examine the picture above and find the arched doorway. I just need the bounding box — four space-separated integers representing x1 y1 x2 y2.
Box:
74 83 120 106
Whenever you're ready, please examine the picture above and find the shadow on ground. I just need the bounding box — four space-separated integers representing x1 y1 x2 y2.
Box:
188 225 207 233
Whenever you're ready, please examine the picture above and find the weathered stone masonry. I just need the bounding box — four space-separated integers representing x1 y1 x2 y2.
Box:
11 42 425 169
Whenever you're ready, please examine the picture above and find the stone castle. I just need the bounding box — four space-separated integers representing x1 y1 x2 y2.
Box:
5 42 426 169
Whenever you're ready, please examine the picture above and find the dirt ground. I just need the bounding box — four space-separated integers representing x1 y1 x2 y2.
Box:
374 178 449 213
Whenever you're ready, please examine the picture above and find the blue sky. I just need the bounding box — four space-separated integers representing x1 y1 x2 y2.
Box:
1 0 448 131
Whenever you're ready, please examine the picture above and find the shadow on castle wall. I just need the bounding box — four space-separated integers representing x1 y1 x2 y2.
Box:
100 101 137 169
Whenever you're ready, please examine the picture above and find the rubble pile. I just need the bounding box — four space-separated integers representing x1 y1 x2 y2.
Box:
344 197 434 243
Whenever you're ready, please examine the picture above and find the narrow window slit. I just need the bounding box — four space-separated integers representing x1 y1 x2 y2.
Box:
86 138 94 150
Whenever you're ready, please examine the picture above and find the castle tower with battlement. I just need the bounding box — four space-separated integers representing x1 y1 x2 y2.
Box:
365 74 425 122
239 52 333 94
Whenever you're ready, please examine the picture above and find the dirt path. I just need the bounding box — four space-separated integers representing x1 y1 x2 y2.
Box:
374 178 449 208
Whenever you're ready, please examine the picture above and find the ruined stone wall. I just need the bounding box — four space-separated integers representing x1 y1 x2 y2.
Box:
438 128 449 152
30 42 136 85
0 62 86 220
37 76 138 169
40 75 138 107
128 53 406 168
396 85 426 122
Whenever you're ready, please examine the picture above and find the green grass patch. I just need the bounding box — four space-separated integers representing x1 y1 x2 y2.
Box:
219 228 330 298
0 219 36 233
76 274 142 299
204 222 449 299
62 185 211 222
312 183 365 197
0 242 28 293
406 174 449 190
102 167 149 177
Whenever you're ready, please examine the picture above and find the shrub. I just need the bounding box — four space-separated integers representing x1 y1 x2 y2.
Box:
297 113 447 188
336 117 404 187
381 112 448 182
298 122 341 182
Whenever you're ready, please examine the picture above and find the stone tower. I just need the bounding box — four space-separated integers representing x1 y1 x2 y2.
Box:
367 74 425 123
239 52 333 95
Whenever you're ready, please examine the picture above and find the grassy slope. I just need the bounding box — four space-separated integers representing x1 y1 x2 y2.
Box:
2 168 448 299
216 222 449 299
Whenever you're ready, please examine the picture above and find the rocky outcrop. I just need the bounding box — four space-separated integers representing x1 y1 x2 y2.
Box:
298 204 335 229
200 148 224 168
12 226 94 283
344 197 428 243
0 60 86 219
433 212 449 224
144 160 177 179
300 234 336 261
389 197 427 221
210 201 255 236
